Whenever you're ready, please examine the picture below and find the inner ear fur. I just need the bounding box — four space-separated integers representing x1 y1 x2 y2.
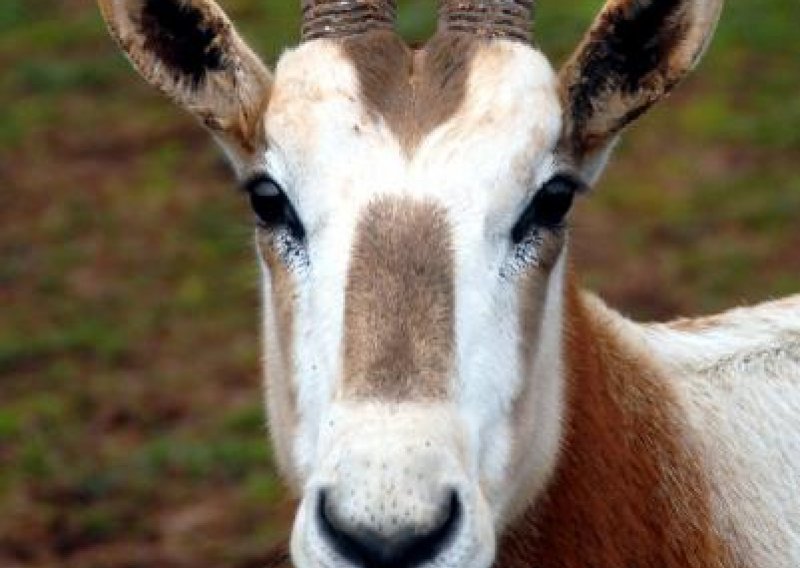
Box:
98 0 271 154
558 0 723 181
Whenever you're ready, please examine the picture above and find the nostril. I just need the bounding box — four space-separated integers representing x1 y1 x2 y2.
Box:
317 488 461 568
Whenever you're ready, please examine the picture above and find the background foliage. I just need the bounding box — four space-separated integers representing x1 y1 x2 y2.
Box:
1 0 798 566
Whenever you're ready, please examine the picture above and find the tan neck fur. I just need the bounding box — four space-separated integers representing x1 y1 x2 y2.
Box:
495 274 736 568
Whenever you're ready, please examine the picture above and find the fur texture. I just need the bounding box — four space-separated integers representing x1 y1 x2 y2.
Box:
343 197 455 400
341 30 478 154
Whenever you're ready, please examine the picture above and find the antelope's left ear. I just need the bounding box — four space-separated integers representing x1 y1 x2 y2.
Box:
558 0 723 183
98 0 272 158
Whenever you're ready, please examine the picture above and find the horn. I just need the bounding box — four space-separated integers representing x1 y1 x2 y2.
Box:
301 0 398 41
438 0 534 42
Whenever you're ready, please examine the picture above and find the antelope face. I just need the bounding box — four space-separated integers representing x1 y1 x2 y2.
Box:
99 0 723 566
262 32 570 568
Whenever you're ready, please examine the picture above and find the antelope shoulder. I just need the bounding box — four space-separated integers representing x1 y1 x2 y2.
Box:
641 294 800 384
604 293 800 566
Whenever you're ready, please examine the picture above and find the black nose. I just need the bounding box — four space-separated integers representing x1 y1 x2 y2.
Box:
317 488 461 568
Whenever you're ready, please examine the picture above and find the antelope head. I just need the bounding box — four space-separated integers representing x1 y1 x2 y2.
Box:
98 1 723 566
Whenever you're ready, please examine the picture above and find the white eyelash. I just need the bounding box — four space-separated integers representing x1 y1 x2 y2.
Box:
272 228 310 274
499 230 546 279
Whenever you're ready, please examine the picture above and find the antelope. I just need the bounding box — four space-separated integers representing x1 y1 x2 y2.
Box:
97 0 800 566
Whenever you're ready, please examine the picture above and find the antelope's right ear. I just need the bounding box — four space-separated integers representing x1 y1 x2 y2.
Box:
98 0 272 157
558 0 723 184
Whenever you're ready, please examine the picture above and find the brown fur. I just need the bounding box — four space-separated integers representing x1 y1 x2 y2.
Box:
342 30 477 153
516 269 551 401
666 314 727 332
258 233 300 487
342 197 455 400
508 237 566 496
263 541 292 568
496 275 736 568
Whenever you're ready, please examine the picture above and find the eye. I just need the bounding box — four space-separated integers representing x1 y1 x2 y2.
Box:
244 175 305 241
511 174 583 244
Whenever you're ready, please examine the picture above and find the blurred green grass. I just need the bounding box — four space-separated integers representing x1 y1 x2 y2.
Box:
1 1 799 566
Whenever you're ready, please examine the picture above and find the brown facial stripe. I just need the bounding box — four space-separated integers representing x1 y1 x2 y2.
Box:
258 232 300 487
343 197 455 400
341 30 478 153
508 248 561 476
496 275 737 568
559 0 690 157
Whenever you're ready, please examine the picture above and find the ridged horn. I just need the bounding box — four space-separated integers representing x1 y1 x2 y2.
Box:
438 0 534 42
301 0 398 41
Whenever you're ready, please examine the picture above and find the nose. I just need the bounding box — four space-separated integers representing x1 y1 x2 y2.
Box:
317 488 461 568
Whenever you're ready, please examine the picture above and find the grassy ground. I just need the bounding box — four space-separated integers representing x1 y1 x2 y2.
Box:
1 1 798 566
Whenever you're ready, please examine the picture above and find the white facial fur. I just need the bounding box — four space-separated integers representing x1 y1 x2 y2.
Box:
251 38 567 568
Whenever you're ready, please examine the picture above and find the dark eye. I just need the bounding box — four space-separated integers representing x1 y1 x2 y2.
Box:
244 176 305 241
511 175 583 243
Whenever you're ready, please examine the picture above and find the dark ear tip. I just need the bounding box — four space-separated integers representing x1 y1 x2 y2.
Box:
138 0 228 86
560 0 723 176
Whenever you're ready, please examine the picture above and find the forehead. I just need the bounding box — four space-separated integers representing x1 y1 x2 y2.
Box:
263 32 562 210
